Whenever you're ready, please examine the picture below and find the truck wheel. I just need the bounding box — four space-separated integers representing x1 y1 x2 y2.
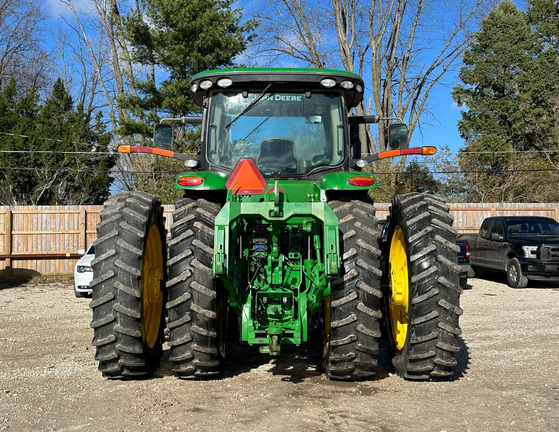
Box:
506 258 528 288
324 199 382 380
166 194 227 378
386 193 463 380
90 192 166 378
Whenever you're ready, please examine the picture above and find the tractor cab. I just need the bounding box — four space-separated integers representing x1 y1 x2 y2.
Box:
189 68 365 178
152 68 415 178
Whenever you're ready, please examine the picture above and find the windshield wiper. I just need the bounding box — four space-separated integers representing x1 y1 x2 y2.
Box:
225 84 272 129
240 117 270 142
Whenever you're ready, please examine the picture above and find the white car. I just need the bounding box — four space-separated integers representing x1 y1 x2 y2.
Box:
74 245 95 297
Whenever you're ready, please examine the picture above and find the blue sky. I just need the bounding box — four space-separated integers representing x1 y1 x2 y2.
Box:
411 82 464 151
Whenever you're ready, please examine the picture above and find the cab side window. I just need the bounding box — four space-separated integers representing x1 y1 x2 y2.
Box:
480 219 492 239
491 220 505 239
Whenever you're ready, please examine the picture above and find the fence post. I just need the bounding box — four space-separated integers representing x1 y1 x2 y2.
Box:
79 209 86 251
5 210 12 276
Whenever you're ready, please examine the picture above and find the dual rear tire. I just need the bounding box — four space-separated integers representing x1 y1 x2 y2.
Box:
90 192 167 378
324 193 463 381
90 192 226 379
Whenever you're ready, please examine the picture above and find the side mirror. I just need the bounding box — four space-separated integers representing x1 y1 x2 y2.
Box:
490 232 503 241
388 123 409 150
153 123 173 149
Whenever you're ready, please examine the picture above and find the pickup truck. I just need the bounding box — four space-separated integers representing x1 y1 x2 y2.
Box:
458 216 559 288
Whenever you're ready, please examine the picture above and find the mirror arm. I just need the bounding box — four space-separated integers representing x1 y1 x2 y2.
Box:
348 115 404 125
118 145 198 167
160 116 202 125
355 146 436 167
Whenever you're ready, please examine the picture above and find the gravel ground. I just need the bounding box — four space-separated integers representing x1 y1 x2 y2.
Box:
1 275 558 432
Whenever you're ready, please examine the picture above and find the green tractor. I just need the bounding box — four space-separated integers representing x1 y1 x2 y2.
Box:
90 68 462 381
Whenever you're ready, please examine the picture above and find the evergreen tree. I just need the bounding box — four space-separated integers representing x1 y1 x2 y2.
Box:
528 0 559 52
394 161 442 196
116 0 257 201
0 79 40 204
0 78 116 205
452 0 559 202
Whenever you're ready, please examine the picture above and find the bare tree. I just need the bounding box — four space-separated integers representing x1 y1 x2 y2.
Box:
0 0 52 95
254 0 494 179
56 0 150 193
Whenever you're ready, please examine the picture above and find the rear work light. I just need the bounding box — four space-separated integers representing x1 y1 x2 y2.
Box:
320 78 336 88
348 176 375 187
177 176 204 187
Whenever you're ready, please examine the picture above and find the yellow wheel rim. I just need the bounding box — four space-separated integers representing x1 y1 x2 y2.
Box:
142 224 164 349
388 226 409 350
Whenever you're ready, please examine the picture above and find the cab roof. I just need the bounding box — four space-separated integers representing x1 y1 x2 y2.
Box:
190 68 365 108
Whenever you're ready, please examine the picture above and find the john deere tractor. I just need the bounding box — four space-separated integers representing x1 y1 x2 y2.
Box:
90 68 462 381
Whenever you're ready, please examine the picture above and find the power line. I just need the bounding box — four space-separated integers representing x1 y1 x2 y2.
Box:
0 150 114 155
0 166 179 174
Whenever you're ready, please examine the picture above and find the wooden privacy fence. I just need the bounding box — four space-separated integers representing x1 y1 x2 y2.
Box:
1 202 558 276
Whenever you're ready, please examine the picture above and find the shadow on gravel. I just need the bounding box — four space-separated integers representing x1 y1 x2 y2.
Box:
0 270 41 290
454 337 471 380
155 335 424 383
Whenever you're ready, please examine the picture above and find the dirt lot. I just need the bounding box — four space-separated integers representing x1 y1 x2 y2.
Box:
1 275 558 432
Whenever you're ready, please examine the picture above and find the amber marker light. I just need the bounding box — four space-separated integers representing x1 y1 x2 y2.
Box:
177 176 204 187
118 144 198 167
421 146 437 155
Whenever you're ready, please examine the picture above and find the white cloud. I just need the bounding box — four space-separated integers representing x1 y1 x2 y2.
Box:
45 0 91 20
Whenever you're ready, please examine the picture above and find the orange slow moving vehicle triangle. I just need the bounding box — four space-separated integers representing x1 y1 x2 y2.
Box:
225 158 268 195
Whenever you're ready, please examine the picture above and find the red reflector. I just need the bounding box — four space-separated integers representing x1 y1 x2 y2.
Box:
177 176 203 186
348 176 375 187
225 158 267 195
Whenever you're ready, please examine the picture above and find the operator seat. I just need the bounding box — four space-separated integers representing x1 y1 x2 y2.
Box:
257 137 298 174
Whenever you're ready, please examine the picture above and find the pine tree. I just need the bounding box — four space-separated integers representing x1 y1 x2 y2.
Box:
116 0 257 202
528 0 559 52
452 0 559 202
0 79 116 205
